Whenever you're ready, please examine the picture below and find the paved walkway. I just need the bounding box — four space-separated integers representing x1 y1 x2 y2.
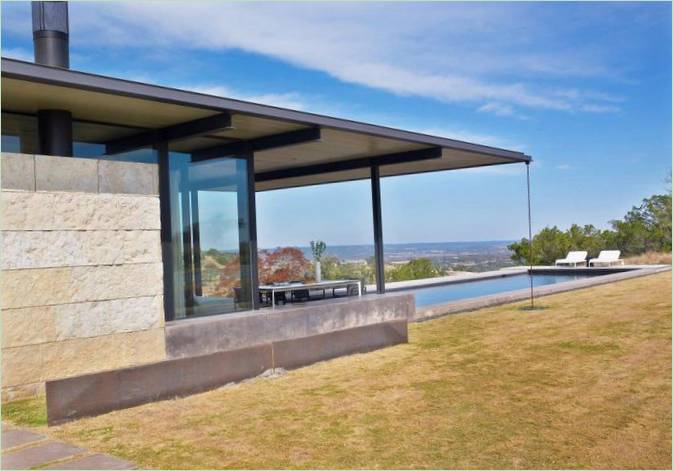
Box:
1 423 134 470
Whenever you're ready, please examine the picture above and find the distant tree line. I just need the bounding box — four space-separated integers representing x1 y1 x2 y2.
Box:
508 192 672 265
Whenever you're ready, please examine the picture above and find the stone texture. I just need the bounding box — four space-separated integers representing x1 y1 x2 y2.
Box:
2 328 166 389
0 153 35 191
1 230 161 269
35 154 98 193
43 453 135 469
2 306 58 348
1 191 160 231
1 441 85 470
1 263 163 309
98 160 158 195
3 296 163 348
1 428 45 450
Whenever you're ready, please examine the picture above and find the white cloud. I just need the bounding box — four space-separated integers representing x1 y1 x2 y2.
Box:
51 2 628 115
578 104 621 113
477 102 529 120
556 164 572 170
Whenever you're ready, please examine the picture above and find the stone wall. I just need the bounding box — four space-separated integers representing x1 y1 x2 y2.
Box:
1 153 167 400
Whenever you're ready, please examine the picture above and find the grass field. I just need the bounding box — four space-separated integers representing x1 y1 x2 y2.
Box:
3 272 671 469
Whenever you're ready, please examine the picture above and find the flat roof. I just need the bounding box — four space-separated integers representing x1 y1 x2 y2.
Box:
1 58 531 191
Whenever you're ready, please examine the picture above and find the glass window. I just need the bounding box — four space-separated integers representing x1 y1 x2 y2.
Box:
1 112 38 153
1 112 158 163
72 121 158 163
168 151 255 320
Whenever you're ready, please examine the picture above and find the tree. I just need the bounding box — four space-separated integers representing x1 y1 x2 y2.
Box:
508 191 672 264
310 240 327 262
508 226 570 265
610 193 672 255
387 258 440 282
258 247 311 284
321 255 376 284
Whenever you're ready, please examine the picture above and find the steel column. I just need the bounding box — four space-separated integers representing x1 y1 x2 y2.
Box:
190 190 203 297
37 109 72 156
246 153 260 309
179 167 195 313
157 143 176 321
526 162 534 308
371 165 385 294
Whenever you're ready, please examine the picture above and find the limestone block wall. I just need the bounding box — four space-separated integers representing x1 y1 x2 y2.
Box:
1 153 167 400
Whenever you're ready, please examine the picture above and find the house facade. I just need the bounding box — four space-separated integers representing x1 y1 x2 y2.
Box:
0 2 530 418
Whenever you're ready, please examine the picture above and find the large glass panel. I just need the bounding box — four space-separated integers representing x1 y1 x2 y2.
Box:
168 152 254 320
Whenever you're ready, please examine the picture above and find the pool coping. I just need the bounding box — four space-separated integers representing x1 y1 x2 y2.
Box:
413 265 670 322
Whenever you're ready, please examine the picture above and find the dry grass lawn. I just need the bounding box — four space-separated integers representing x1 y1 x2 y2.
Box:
4 272 671 469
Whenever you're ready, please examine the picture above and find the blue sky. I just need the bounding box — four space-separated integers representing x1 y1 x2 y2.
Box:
2 1 671 248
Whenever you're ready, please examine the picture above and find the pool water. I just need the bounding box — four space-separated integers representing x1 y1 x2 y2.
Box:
411 273 600 307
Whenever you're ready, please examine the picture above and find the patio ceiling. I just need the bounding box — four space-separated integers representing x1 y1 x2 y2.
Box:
2 58 531 191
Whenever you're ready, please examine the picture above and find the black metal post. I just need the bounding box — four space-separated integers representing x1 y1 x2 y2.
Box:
190 190 203 297
246 153 260 309
37 110 73 156
371 165 385 294
236 154 260 310
157 142 175 321
526 162 534 308
180 169 195 314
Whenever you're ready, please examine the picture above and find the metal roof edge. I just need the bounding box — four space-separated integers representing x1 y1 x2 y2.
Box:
2 57 531 163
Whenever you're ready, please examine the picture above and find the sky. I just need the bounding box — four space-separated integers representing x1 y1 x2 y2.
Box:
2 1 671 248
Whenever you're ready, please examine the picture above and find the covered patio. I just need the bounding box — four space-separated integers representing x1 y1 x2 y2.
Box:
2 57 531 322
3 56 532 422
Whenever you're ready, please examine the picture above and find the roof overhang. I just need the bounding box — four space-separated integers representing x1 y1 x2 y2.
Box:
1 58 531 191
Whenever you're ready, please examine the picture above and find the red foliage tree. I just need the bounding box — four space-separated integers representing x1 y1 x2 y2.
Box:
214 247 311 296
258 247 311 284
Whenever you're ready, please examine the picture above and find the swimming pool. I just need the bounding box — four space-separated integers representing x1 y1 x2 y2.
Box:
410 272 603 307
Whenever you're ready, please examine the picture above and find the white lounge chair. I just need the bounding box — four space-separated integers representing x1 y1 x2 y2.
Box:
589 250 624 267
555 251 588 267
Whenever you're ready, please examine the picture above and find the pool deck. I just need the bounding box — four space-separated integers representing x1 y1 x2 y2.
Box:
388 265 670 321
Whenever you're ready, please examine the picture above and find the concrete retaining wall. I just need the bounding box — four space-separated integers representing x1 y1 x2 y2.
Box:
166 293 415 358
1 153 166 400
46 320 409 425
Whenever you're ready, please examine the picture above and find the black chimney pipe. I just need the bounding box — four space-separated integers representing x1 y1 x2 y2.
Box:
32 1 69 68
32 1 73 156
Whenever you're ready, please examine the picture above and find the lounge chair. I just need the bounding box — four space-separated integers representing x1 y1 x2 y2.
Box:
555 251 588 267
589 250 624 267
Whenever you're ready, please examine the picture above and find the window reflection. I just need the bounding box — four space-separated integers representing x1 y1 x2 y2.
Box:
168 152 254 319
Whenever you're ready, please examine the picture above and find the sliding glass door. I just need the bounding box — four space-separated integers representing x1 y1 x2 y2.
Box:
168 151 255 320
